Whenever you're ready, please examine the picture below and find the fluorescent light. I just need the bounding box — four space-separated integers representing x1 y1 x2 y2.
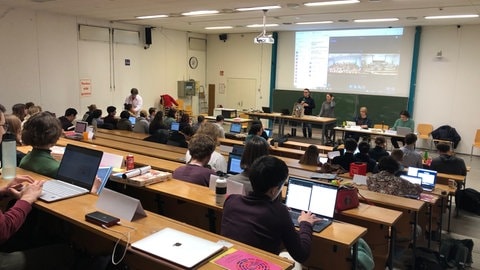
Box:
354 18 399 23
246 23 279 28
205 26 233 30
425 14 479 20
235 5 281 12
181 10 219 16
136 14 168 19
296 21 333 25
304 0 359 7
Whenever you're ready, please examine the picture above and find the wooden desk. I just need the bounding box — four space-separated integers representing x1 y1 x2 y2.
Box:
7 169 294 270
205 116 252 124
218 138 308 159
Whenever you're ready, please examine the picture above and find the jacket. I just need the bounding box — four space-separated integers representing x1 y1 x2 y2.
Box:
431 125 461 149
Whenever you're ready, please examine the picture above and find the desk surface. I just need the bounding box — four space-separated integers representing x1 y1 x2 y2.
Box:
205 116 252 123
339 203 402 226
245 112 336 124
334 126 405 138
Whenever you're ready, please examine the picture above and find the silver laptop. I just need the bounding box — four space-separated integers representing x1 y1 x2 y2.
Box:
40 144 103 202
229 123 242 134
396 126 412 136
285 176 338 232
407 167 437 191
131 227 224 269
65 121 88 139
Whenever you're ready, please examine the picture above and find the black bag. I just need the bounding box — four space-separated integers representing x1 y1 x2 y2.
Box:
415 247 444 270
456 188 480 215
439 238 474 268
270 136 288 147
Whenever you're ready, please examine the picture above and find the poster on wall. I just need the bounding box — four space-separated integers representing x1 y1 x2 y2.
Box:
80 79 92 96
219 83 225 94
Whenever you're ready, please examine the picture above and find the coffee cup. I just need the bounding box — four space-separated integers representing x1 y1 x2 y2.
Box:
274 141 279 148
448 179 457 189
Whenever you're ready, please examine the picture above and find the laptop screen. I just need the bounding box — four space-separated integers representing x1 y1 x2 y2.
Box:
171 122 180 131
264 128 272 138
261 106 271 113
229 123 242 133
407 167 437 189
56 144 103 190
227 154 243 175
74 121 88 133
400 175 422 185
285 176 338 218
129 116 136 125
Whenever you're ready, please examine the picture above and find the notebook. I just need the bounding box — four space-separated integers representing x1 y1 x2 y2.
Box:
96 166 113 194
229 123 242 134
131 227 224 269
264 128 273 138
407 167 437 191
171 122 180 131
65 121 88 139
285 176 338 232
227 154 243 175
261 106 271 113
40 144 103 202
396 126 412 136
129 116 136 127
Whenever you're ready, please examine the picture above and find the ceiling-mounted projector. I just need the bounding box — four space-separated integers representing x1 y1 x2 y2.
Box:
254 34 275 44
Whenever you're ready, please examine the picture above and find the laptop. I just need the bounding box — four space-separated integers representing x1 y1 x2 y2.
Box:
229 123 242 134
397 126 412 136
129 116 136 127
171 122 180 131
65 121 88 139
231 145 244 156
400 175 422 185
227 154 243 175
264 128 273 138
285 176 338 232
131 227 224 269
40 144 103 202
261 106 271 113
407 167 437 191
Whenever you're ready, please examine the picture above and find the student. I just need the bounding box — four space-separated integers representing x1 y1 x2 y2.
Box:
185 122 227 173
178 113 192 131
167 126 194 148
82 104 96 121
0 110 26 166
19 112 63 178
116 110 133 131
58 108 77 131
148 111 167 134
298 88 316 138
163 108 176 129
214 115 225 138
354 141 378 173
124 87 143 115
173 134 216 186
390 149 405 176
391 110 415 148
332 138 357 171
400 133 422 168
11 103 27 122
369 136 389 162
132 110 149 134
345 106 372 141
147 107 156 123
22 105 42 127
251 120 269 141
299 145 321 166
318 93 335 142
228 136 270 194
245 123 267 144
429 143 467 176
85 109 102 126
221 155 319 263
102 106 118 129
367 156 423 197
192 115 206 133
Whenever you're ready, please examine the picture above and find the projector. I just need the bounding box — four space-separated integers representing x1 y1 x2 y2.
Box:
254 35 275 44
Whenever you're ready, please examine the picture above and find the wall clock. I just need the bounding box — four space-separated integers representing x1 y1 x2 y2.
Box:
189 56 198 69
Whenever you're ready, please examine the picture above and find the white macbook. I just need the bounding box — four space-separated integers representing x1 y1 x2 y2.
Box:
131 227 224 269
396 126 412 136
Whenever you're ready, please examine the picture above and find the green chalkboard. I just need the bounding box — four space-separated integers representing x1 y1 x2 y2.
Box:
272 90 408 127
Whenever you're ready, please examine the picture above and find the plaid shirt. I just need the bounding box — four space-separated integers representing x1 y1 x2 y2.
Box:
367 170 423 197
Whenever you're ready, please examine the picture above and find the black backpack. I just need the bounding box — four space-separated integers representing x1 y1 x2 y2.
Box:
414 247 444 270
439 238 474 268
455 188 480 215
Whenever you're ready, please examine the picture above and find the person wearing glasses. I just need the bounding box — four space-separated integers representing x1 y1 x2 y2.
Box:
297 88 316 138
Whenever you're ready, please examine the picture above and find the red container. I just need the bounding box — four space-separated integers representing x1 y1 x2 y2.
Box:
126 154 134 170
349 162 367 177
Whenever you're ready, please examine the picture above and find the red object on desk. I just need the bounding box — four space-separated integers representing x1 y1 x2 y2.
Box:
350 162 367 177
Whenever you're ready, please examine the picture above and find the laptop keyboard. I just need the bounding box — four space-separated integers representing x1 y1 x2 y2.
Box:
43 180 87 197
289 210 330 232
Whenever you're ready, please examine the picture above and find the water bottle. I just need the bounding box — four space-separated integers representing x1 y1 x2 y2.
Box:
2 132 17 180
423 150 429 161
215 176 227 206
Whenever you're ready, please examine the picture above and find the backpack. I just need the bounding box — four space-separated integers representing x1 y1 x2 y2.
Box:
455 188 480 215
270 136 288 147
439 238 474 269
414 247 444 270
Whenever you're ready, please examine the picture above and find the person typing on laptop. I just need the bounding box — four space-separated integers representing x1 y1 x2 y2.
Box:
390 110 415 148
221 156 320 264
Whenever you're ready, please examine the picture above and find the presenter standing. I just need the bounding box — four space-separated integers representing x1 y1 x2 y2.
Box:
318 93 336 143
124 88 143 116
297 88 316 138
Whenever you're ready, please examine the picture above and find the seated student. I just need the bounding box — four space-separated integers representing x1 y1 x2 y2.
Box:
367 156 423 197
163 108 177 129
214 115 225 138
173 134 216 186
192 115 206 133
345 106 372 141
369 136 389 162
178 113 192 131
400 133 422 168
391 110 415 148
185 122 227 173
3 113 26 165
85 109 102 126
58 108 77 131
132 110 149 134
82 104 96 121
148 111 167 134
22 105 42 128
19 112 63 178
299 145 321 166
245 123 268 144
429 143 467 176
354 141 379 173
116 110 133 131
167 126 194 148
228 136 270 194
221 156 320 263
0 175 76 269
251 120 269 141
147 107 156 123
332 138 357 171
123 103 136 117
390 149 405 176
102 106 118 129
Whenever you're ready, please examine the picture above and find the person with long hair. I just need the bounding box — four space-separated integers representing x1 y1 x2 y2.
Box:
299 145 321 166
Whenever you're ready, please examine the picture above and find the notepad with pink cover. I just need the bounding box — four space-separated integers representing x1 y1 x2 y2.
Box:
212 248 282 270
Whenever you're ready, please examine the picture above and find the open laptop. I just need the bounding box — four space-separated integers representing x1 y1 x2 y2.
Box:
129 116 136 127
345 121 356 127
131 227 224 269
264 128 273 138
171 122 180 131
285 176 338 232
227 154 243 175
261 106 271 113
65 121 88 139
407 167 437 191
229 123 242 134
397 126 412 136
40 144 103 202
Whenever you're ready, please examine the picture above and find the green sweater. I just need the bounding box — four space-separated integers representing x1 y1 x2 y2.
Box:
19 148 59 178
392 118 415 131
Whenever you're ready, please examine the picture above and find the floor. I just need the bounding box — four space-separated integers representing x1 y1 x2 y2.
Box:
271 124 480 269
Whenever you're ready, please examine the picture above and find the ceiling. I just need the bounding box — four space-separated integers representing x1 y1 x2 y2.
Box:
1 0 480 34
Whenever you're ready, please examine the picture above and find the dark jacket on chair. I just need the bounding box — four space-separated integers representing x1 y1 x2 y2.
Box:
431 125 461 149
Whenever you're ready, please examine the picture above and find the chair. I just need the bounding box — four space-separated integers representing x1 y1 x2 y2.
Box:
373 124 389 131
417 123 433 149
470 129 480 162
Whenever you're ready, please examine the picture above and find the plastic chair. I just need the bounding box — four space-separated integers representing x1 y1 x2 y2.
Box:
470 129 480 162
417 123 433 148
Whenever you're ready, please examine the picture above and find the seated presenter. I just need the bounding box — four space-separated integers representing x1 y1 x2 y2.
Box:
221 155 320 263
297 88 316 138
345 106 372 141
391 110 415 148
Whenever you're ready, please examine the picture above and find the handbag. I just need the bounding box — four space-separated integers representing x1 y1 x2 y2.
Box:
335 185 360 212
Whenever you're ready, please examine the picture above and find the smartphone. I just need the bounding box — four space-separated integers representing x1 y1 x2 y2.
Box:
85 211 120 227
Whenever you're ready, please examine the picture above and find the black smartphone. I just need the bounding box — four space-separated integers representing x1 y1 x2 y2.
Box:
85 211 120 227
